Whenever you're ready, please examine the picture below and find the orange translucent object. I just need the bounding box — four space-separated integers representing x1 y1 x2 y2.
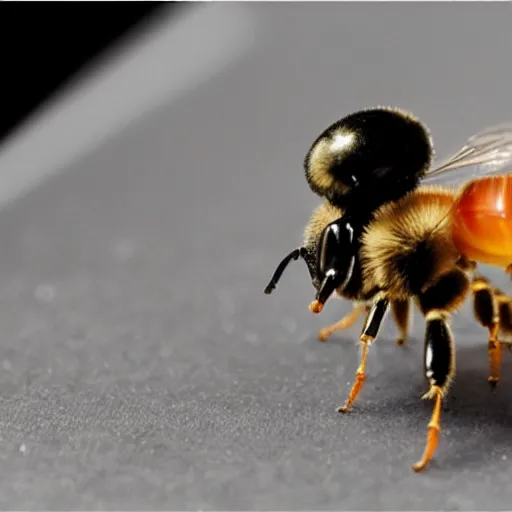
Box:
452 176 512 267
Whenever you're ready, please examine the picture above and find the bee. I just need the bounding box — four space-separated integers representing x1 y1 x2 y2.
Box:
264 106 512 472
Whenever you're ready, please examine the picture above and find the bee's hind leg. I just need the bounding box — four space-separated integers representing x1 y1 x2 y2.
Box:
391 299 411 346
317 304 369 342
319 299 411 346
471 276 502 387
496 290 512 352
413 268 470 473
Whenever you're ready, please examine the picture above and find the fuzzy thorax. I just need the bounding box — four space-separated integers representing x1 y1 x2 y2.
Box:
360 187 460 299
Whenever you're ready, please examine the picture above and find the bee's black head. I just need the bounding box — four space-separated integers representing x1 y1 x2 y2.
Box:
304 106 433 211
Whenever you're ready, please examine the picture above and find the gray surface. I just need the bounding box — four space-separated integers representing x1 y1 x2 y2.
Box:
2 2 512 510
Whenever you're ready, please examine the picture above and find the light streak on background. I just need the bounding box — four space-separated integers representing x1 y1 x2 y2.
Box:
0 3 257 210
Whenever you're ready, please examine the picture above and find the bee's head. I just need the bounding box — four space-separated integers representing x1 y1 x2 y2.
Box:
311 217 357 308
304 106 433 209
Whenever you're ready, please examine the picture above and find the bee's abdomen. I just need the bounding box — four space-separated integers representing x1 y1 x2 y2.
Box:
452 175 512 267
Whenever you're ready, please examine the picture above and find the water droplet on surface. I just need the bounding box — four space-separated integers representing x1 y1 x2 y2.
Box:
113 239 137 261
218 291 236 317
304 352 318 363
34 285 56 303
222 321 235 335
281 317 297 333
245 331 259 343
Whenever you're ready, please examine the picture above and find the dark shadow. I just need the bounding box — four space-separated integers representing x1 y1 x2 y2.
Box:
322 333 512 471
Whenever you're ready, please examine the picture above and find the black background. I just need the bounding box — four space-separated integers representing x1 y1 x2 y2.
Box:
0 2 182 145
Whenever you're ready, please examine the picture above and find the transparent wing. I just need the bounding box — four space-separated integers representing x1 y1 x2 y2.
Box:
422 122 512 187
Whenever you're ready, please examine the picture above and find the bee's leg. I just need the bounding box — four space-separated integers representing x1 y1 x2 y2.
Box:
391 299 410 346
413 268 470 473
496 292 512 351
471 276 502 387
337 297 390 413
317 304 369 342
412 311 452 472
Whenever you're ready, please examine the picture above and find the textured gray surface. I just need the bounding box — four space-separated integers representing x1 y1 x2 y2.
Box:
2 2 512 510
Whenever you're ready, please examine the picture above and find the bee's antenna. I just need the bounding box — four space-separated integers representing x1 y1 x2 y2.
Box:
264 247 307 295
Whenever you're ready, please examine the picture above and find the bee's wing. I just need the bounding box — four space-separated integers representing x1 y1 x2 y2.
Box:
422 122 512 187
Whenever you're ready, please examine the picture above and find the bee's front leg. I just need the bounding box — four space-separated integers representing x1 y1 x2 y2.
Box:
337 296 390 413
